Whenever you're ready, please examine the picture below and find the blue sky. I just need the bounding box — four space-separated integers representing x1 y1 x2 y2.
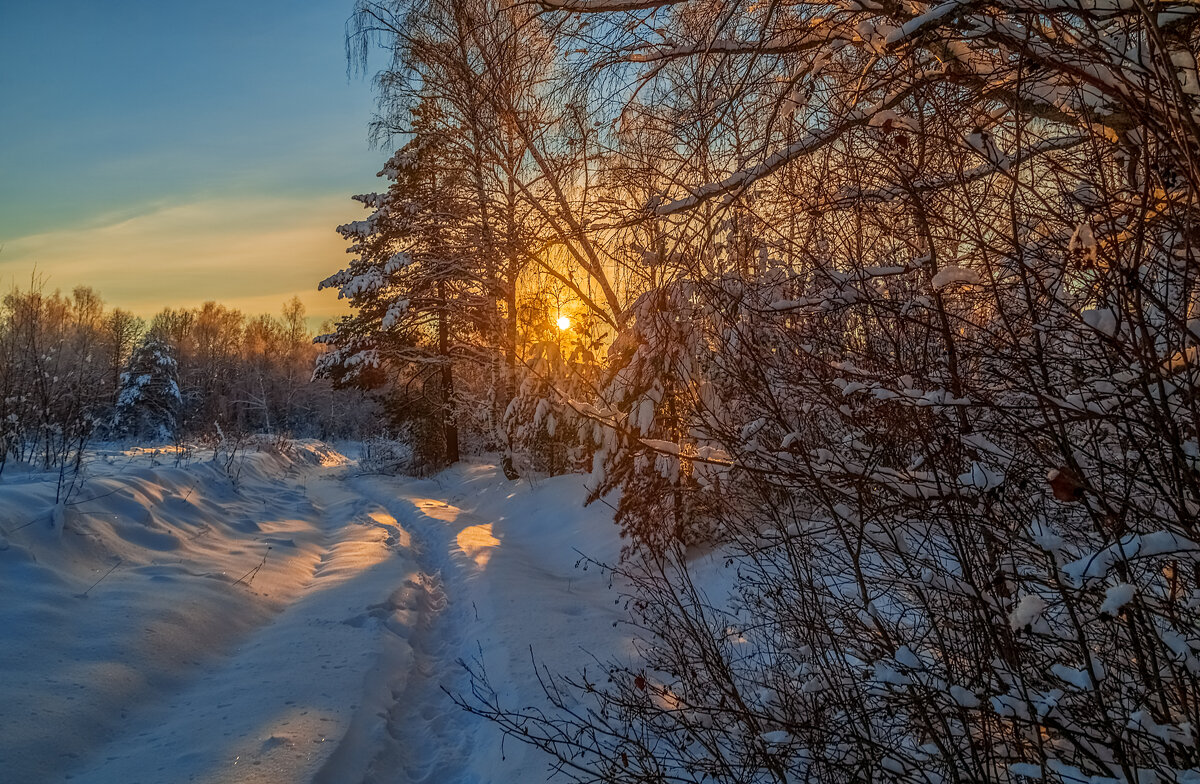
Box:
0 0 386 322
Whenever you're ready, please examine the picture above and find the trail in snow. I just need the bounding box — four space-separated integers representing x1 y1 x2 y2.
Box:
0 447 627 784
343 467 628 784
340 480 479 784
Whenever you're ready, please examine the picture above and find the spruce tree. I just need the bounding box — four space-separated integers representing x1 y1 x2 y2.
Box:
318 97 486 469
114 336 181 442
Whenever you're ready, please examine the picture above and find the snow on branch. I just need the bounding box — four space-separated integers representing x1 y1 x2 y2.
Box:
536 0 688 12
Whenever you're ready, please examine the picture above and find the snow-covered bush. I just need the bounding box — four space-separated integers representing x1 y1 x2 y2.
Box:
358 434 416 475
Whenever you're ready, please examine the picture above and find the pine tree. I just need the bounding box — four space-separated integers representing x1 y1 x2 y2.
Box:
318 98 488 469
114 336 181 442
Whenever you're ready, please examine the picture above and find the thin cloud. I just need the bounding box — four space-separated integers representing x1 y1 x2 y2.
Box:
0 193 364 321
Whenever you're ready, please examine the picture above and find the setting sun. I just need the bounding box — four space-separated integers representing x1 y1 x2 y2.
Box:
556 315 570 330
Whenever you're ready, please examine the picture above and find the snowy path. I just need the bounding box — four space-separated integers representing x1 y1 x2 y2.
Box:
65 473 423 784
343 478 486 784
0 449 624 784
341 468 627 784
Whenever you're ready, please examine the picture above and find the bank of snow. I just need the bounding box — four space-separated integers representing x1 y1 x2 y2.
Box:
0 448 629 784
0 442 417 783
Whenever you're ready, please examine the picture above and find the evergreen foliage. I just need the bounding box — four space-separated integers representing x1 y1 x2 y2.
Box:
114 336 180 442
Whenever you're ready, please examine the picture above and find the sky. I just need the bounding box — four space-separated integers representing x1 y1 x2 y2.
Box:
0 1 388 325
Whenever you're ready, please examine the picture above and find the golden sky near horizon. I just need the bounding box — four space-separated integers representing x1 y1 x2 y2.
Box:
1 194 357 325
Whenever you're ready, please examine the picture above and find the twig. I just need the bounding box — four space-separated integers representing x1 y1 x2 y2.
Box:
231 546 272 587
181 477 200 503
76 559 122 599
2 512 49 536
66 486 125 506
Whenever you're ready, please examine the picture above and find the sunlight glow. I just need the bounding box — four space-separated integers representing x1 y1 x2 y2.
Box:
456 523 500 568
557 316 570 330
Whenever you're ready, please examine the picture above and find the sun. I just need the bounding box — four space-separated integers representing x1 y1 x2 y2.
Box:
556 316 571 330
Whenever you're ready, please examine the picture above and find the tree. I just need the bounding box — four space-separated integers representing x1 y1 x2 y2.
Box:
103 308 145 407
114 336 181 442
320 98 494 468
446 2 1200 782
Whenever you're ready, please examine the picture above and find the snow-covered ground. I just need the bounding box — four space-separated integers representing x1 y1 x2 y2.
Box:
0 442 625 783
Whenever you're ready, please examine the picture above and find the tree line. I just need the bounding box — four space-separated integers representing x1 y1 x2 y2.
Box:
321 0 1200 781
0 281 376 476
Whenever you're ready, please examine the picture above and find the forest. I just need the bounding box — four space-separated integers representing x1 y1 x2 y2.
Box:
0 283 376 480
310 0 1200 782
3 0 1199 781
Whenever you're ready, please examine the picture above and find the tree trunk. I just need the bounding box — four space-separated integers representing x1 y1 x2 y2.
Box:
438 278 459 464
502 176 521 480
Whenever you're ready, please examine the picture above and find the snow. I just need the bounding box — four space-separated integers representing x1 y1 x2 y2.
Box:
381 299 410 329
1062 531 1200 586
1008 594 1048 632
930 264 982 289
1081 307 1119 337
0 444 626 783
873 660 911 686
867 109 918 132
639 437 680 454
1051 663 1097 690
1099 582 1136 615
948 685 980 708
759 730 793 745
894 645 923 670
958 461 1004 491
1127 710 1195 747
1010 762 1044 779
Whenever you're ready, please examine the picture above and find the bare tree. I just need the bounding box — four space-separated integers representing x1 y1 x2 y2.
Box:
442 2 1200 782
